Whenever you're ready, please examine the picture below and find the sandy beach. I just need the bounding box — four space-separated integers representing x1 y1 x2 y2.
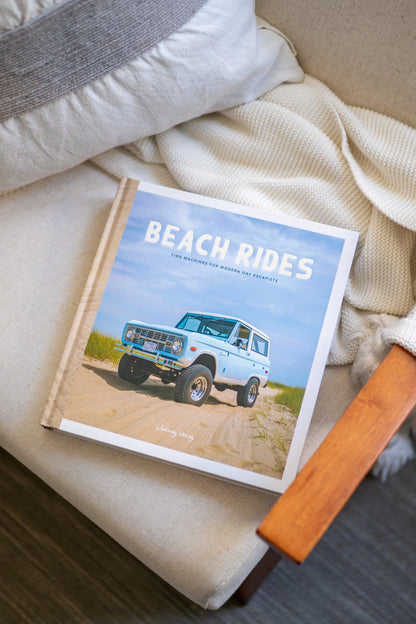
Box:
64 358 297 479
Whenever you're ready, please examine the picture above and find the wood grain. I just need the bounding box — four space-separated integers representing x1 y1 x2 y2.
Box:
257 345 416 563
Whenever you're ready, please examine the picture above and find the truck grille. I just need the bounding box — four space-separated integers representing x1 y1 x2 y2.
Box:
129 327 178 354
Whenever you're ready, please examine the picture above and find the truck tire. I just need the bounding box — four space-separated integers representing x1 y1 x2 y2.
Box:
174 364 213 407
237 378 259 407
118 354 149 385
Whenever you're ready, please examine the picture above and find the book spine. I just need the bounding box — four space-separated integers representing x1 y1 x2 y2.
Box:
41 177 139 428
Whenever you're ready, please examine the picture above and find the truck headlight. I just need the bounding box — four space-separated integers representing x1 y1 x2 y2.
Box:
126 327 135 340
172 338 183 354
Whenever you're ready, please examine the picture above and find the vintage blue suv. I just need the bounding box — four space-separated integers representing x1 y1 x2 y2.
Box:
115 312 270 407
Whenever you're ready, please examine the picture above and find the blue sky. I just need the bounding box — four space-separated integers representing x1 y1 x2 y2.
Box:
93 189 346 386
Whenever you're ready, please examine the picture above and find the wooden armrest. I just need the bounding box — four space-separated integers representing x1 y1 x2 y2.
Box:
257 345 416 563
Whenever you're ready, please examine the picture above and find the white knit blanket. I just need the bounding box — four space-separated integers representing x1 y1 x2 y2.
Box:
92 75 416 371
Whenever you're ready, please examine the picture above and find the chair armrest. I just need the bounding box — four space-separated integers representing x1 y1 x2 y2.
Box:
257 345 416 563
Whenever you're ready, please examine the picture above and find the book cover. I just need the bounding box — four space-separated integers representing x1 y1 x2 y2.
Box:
42 178 358 493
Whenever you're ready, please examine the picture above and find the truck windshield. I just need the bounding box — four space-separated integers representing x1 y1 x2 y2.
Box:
176 314 237 339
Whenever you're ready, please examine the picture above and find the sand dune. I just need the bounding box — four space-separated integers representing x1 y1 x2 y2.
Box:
65 358 297 479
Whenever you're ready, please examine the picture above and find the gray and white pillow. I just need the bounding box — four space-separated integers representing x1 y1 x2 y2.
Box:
0 0 303 192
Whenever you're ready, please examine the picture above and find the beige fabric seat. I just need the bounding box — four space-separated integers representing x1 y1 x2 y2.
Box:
1 0 415 609
0 164 357 608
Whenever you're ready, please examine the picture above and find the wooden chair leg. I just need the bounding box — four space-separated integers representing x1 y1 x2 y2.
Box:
257 345 416 563
233 548 282 604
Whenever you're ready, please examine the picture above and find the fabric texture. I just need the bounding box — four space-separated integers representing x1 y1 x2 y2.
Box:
91 75 416 364
0 0 60 32
0 0 206 120
0 0 303 192
256 0 416 130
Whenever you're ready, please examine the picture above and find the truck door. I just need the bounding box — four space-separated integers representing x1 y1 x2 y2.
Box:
222 323 255 383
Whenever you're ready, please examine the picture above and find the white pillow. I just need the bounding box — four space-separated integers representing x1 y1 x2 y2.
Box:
0 0 303 192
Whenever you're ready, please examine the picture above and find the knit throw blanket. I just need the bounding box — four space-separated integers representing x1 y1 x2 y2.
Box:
91 74 416 373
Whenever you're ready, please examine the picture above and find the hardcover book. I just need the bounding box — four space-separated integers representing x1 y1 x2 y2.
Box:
41 178 358 493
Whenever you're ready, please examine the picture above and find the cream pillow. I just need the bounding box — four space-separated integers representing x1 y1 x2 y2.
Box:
0 0 303 192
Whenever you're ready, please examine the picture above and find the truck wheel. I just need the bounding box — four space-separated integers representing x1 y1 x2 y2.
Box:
118 354 149 385
237 378 259 407
174 364 213 407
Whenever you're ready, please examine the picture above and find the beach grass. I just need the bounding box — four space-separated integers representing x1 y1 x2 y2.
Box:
84 330 122 365
267 381 305 417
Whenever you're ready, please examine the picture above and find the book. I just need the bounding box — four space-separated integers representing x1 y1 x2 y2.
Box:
41 178 358 493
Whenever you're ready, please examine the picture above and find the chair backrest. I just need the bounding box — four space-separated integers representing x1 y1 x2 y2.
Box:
256 0 416 129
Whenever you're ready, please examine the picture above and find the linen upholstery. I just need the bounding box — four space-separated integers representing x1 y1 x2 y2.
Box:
256 0 416 129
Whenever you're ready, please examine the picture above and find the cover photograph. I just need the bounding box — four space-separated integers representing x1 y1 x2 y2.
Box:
42 179 358 493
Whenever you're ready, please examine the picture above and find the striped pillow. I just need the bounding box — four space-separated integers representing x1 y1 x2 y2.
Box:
0 0 303 192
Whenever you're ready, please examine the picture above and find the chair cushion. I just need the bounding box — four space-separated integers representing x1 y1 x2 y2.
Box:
0 164 358 608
